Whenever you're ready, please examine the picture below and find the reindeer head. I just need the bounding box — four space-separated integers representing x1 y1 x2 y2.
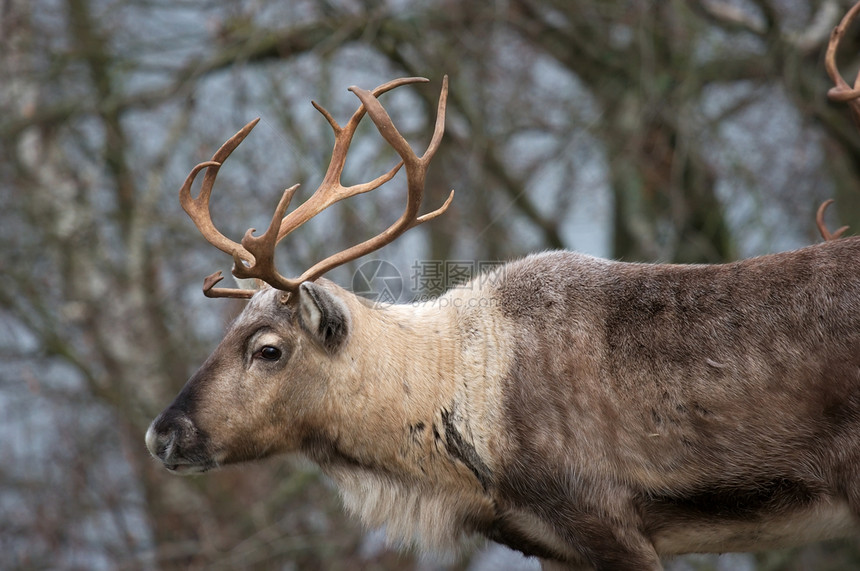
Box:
145 77 451 474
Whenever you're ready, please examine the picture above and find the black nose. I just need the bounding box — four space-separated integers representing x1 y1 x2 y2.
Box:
145 408 178 458
145 423 175 462
145 408 207 468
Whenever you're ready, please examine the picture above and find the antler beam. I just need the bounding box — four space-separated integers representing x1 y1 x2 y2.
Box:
291 75 453 286
815 2 860 242
180 76 452 299
826 1 860 127
816 199 849 242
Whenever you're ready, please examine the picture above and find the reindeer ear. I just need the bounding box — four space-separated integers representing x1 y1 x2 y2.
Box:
298 282 351 352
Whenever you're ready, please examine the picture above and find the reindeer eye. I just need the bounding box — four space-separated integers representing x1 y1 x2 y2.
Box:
256 346 282 361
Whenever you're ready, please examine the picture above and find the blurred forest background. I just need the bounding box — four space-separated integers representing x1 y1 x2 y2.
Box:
3 0 860 569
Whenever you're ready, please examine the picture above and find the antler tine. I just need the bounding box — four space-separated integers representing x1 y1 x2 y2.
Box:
351 75 451 226
200 184 302 297
180 118 260 266
826 1 860 128
275 77 430 242
202 271 255 299
294 75 453 285
350 75 449 216
231 184 303 290
816 199 849 241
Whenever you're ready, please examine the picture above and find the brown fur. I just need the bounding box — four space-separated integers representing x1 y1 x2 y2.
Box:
147 237 860 570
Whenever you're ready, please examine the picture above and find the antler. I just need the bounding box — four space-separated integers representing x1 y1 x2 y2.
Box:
826 0 860 128
816 199 849 241
814 2 860 244
180 76 452 299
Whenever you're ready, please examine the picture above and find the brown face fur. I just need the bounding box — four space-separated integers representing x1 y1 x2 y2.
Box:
145 286 339 473
149 238 860 570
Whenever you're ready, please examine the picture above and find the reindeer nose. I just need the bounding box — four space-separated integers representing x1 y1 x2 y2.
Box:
146 412 176 461
145 408 192 462
145 407 215 474
145 424 171 461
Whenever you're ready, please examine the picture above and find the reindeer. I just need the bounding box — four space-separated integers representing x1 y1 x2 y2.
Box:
147 10 860 569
